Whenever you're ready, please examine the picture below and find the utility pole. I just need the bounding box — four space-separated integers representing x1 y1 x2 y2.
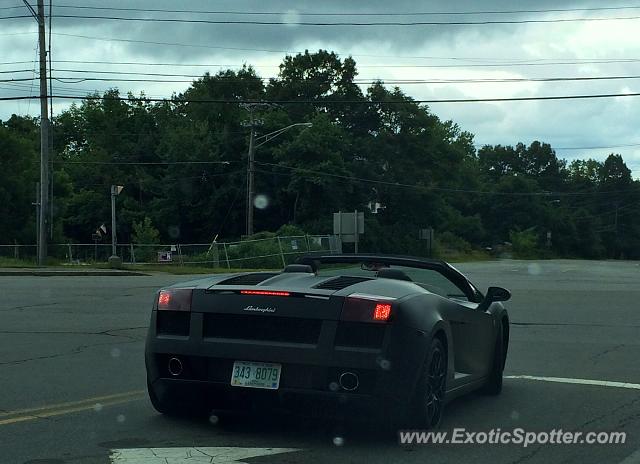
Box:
36 0 49 265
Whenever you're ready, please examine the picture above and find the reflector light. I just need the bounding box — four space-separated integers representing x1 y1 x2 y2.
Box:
373 303 392 321
240 290 290 296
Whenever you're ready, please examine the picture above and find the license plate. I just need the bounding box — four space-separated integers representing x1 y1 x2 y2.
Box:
230 361 281 390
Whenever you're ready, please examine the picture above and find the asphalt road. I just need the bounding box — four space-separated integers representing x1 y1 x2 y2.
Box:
1 260 639 464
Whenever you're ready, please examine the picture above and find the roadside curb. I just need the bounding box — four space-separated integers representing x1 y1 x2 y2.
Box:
0 269 149 276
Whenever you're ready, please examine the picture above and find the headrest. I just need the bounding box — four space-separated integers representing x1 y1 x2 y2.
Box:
377 268 412 281
283 264 314 273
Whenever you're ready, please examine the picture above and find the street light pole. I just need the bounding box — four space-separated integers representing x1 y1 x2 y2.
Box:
109 185 123 267
244 121 313 236
111 185 118 257
246 120 256 237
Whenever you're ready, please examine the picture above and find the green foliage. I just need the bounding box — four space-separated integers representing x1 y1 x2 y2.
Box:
2 50 640 261
132 217 161 262
509 229 539 259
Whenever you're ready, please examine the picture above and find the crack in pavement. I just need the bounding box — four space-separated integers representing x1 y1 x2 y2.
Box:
0 326 146 337
512 322 640 328
577 395 640 431
0 338 141 366
0 302 60 312
590 343 626 361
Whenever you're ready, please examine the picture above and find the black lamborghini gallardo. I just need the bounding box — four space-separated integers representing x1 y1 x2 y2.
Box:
145 254 511 428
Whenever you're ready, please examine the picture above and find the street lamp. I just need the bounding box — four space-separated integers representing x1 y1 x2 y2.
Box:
109 185 124 268
246 122 312 236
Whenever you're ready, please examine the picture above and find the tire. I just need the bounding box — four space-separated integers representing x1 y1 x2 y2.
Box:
147 379 208 418
482 322 506 395
409 337 448 429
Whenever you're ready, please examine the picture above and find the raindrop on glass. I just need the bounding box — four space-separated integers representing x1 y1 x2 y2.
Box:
527 263 541 275
253 194 269 210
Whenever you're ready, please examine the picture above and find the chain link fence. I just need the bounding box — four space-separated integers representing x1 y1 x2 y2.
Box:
0 235 336 269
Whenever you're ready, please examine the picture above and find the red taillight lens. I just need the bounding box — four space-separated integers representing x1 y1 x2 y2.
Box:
373 303 392 321
341 294 394 323
157 289 192 311
240 290 290 296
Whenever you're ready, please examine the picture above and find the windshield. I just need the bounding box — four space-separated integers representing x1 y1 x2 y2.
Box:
316 263 472 300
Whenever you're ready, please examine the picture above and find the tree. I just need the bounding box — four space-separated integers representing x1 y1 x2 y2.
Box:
0 116 39 243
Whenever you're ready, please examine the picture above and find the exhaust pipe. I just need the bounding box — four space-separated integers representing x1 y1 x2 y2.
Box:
339 371 359 391
168 357 183 377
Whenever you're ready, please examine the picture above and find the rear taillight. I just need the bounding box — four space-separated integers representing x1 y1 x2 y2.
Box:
341 294 395 323
157 289 193 311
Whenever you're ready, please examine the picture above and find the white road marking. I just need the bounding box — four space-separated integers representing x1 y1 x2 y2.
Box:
506 375 640 390
618 448 640 464
110 447 299 463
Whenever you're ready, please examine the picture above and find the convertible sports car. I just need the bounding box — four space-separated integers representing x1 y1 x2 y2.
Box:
145 254 511 428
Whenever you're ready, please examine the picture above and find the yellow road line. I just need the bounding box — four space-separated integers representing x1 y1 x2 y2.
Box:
0 390 145 426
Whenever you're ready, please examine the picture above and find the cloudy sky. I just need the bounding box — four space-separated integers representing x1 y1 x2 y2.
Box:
2 0 640 176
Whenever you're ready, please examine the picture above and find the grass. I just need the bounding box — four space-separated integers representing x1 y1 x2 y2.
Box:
0 256 64 267
0 248 491 273
116 264 274 275
435 249 492 263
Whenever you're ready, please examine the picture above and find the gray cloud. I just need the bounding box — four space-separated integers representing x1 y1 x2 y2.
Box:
2 0 639 175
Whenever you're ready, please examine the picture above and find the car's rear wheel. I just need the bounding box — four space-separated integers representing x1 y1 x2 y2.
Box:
410 337 447 429
482 321 507 395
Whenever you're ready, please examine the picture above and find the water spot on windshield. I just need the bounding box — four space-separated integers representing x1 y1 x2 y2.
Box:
253 194 270 210
527 263 542 275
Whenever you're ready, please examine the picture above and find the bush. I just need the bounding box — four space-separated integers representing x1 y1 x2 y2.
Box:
434 231 473 258
133 217 161 263
509 228 539 258
226 237 282 269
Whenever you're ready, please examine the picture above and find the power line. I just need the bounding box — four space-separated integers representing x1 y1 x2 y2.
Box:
7 3 640 16
51 160 235 166
41 33 640 69
4 91 640 103
0 14 31 19
43 70 640 86
6 55 640 67
18 4 640 16
555 143 640 150
253 162 638 196
51 32 296 54
477 142 640 151
49 13 640 26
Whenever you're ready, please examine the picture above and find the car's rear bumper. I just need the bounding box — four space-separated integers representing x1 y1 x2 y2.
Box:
145 310 431 417
148 377 389 419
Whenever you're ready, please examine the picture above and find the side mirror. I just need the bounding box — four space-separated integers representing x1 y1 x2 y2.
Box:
478 286 511 311
486 286 511 302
